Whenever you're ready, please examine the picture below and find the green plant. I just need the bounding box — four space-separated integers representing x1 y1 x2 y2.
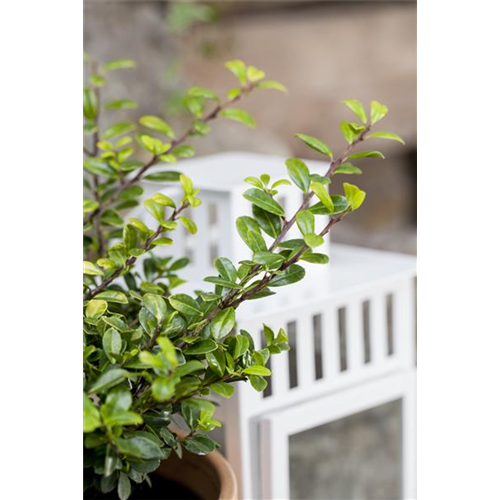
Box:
83 56 403 499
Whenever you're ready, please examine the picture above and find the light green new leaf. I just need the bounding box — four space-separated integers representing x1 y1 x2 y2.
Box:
243 188 284 216
83 393 101 433
83 261 103 276
247 65 265 82
344 182 366 210
86 299 108 319
143 293 168 323
348 151 385 160
106 99 137 110
95 290 128 304
169 294 203 317
243 365 271 376
340 120 356 144
295 133 333 160
211 308 236 340
342 99 368 124
224 59 247 85
83 88 98 120
182 95 205 118
311 182 334 213
304 233 324 248
257 80 287 93
102 122 134 140
152 193 176 208
144 199 164 222
370 100 388 124
139 116 175 138
211 382 235 398
172 145 195 158
300 252 330 264
286 158 310 193
152 377 176 402
249 375 268 392
219 108 256 128
187 86 220 102
366 131 405 144
179 216 197 235
334 163 362 175
102 59 136 71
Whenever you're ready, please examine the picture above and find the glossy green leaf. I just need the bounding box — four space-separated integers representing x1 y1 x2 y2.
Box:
139 116 175 138
169 294 203 317
334 163 362 175
253 251 285 269
204 276 242 289
211 307 236 340
86 299 107 319
179 216 197 235
215 257 238 282
219 108 256 128
90 369 129 394
370 100 388 124
268 264 306 287
367 131 405 144
344 182 366 210
311 182 334 213
211 382 234 398
83 393 101 432
224 59 247 85
243 189 284 216
83 261 103 276
249 375 268 392
152 193 176 208
144 199 164 222
286 158 310 193
185 339 217 355
243 365 271 376
95 290 128 304
296 210 315 236
342 99 368 124
143 293 168 323
304 233 324 248
300 252 330 264
172 145 195 158
183 435 218 455
348 150 385 160
206 349 226 377
295 133 333 160
252 205 282 238
103 328 122 358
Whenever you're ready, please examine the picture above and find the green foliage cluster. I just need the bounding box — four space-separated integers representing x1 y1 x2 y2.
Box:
83 55 403 499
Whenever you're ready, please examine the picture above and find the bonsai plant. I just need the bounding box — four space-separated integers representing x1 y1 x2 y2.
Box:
83 56 404 500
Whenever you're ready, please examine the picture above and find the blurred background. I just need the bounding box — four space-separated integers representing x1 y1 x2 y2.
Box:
85 2 416 498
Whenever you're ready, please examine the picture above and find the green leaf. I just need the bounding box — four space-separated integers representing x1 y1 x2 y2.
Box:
243 188 284 216
188 86 220 102
370 100 388 124
210 308 236 340
300 252 330 264
231 335 250 359
224 59 247 85
343 182 366 210
102 122 134 140
219 108 256 128
152 193 176 208
311 182 334 213
253 251 285 269
342 99 368 124
185 339 218 355
249 375 268 392
204 276 242 289
172 145 195 158
257 80 287 93
83 261 103 276
296 210 315 236
309 195 348 215
104 411 143 427
211 382 234 398
118 472 132 500
144 199 164 222
83 198 99 214
103 328 122 359
183 435 218 455
348 151 385 160
295 133 333 160
83 88 98 120
252 205 282 238
247 65 265 82
183 95 205 117
268 264 306 287
152 377 176 402
95 290 128 304
116 436 164 460
83 158 114 178
340 120 356 144
143 293 168 323
86 299 107 319
106 99 137 110
366 131 405 144
243 365 271 376
90 369 129 394
206 349 226 377
236 216 266 252
304 233 324 248
118 185 144 201
83 393 101 432
102 59 136 71
169 294 203 317
176 360 205 378
215 257 238 282
143 171 181 182
179 216 197 234
139 116 175 138
334 163 362 175
247 230 267 253
286 158 310 193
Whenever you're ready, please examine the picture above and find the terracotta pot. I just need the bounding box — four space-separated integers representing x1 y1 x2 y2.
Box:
154 446 237 500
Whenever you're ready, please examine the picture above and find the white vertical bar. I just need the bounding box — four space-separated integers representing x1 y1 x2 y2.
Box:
370 292 387 365
393 278 415 368
297 311 315 387
346 298 364 373
322 302 340 379
402 370 417 500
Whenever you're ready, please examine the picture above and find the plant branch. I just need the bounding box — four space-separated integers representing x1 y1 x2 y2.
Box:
84 202 188 301
83 84 256 227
